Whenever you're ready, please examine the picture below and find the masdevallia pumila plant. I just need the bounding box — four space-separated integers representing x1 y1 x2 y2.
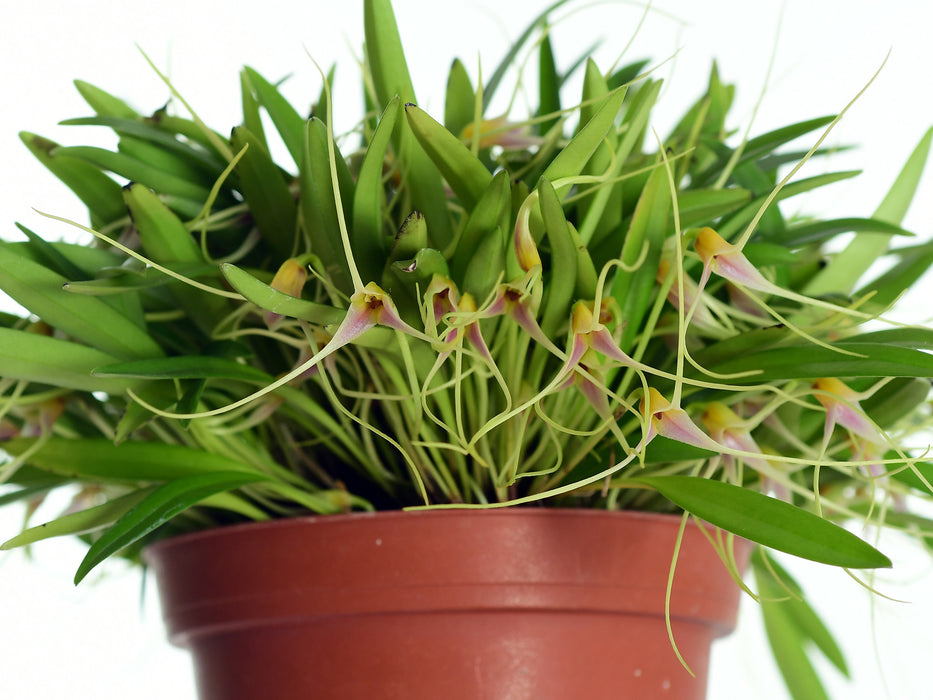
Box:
1 0 933 694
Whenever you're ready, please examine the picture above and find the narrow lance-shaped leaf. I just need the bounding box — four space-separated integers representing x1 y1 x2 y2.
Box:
73 79 140 119
230 125 298 262
20 132 126 226
698 341 933 384
805 125 932 295
123 183 229 334
0 327 137 394
243 66 306 167
537 177 577 337
93 356 272 382
0 243 163 360
444 58 475 137
352 97 400 284
404 103 492 211
577 80 659 246
220 263 345 326
756 565 833 700
633 475 892 568
754 550 850 676
610 158 671 351
0 438 270 482
537 32 561 136
482 0 572 109
55 145 212 202
300 117 356 294
74 471 269 583
539 86 626 199
1 489 155 550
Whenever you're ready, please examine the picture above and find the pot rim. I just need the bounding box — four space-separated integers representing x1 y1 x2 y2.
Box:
143 506 695 560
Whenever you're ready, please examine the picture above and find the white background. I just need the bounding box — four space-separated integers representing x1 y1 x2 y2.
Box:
1 1 932 698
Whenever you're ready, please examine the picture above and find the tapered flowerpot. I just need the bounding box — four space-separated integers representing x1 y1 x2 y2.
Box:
145 509 751 700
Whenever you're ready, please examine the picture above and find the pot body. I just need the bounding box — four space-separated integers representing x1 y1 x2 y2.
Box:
145 509 750 700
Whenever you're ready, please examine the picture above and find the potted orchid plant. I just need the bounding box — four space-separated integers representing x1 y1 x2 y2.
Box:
2 0 932 697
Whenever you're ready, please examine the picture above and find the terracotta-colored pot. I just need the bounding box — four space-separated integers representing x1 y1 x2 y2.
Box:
145 509 751 699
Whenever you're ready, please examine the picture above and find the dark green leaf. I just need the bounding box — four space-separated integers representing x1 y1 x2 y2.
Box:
632 476 892 568
74 471 267 583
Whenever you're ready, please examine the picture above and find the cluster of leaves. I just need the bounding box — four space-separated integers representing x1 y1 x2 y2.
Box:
1 1 933 695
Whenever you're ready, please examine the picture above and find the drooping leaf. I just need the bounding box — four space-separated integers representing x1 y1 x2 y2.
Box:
1 489 155 550
74 471 268 583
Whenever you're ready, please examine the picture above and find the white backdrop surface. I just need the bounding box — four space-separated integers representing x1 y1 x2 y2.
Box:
1 1 932 698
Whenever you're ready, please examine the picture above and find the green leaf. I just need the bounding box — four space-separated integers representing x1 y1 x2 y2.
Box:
675 188 752 229
300 117 356 294
0 244 163 360
451 170 511 288
0 327 136 393
540 86 626 199
537 178 577 337
242 66 306 166
54 145 212 202
123 183 228 334
230 125 298 261
363 0 453 249
694 116 836 186
404 103 493 211
482 0 572 109
1 489 154 550
74 471 267 583
364 0 417 108
806 126 932 295
577 80 659 246
782 217 914 248
61 116 227 177
93 356 272 382
220 263 345 325
352 97 400 284
20 132 126 227
632 476 892 568
74 79 139 119
755 560 833 700
698 341 933 383
611 159 671 351
390 248 450 288
857 237 933 310
444 58 475 138
717 171 862 241
124 182 203 263
754 550 850 676
537 33 561 136
1 438 269 482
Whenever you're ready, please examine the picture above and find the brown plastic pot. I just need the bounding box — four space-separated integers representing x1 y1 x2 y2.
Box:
145 509 751 699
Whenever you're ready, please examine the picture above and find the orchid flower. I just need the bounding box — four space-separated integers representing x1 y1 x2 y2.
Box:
812 377 884 448
694 226 775 295
639 388 721 452
264 258 308 329
514 192 542 271
460 115 543 150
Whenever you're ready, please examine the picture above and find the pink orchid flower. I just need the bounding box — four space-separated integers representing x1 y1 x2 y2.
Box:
694 226 774 295
812 377 883 447
639 388 721 452
460 115 543 151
